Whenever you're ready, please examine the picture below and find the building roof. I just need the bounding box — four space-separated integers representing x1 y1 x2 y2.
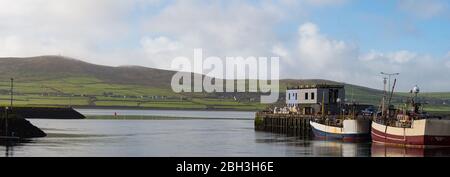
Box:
287 84 344 90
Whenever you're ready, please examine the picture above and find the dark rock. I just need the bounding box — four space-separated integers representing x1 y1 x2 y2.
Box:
0 115 47 138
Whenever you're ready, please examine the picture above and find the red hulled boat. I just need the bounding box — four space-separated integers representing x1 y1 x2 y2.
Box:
371 79 450 147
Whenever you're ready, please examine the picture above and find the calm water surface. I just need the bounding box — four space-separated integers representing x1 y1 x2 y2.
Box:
1 109 449 157
76 109 255 119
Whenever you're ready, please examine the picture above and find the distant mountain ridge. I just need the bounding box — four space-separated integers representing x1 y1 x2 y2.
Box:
0 56 177 88
0 55 374 89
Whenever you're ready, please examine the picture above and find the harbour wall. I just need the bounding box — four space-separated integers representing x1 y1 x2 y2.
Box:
254 112 314 137
0 107 85 119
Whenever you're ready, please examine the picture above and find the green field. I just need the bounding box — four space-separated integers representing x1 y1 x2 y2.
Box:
0 77 266 110
0 76 449 113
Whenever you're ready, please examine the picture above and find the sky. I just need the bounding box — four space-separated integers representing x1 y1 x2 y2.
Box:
0 0 449 91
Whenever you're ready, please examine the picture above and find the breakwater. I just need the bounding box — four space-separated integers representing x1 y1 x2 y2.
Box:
0 109 47 139
0 116 46 138
1 107 85 119
0 107 84 139
254 112 313 137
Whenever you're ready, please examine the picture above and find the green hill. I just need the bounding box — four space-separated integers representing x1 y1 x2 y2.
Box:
0 56 449 113
0 56 176 87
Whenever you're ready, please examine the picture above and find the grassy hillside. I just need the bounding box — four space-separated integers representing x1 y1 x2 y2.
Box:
0 56 176 87
0 56 449 113
0 76 265 110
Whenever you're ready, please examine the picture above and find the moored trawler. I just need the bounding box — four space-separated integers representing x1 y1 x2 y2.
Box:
371 119 450 146
309 100 372 141
310 118 371 141
371 78 450 147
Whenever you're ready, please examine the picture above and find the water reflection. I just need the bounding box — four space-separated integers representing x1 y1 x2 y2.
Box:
371 143 450 157
310 140 371 157
76 109 255 119
1 117 450 157
4 146 13 157
0 140 31 157
253 132 371 157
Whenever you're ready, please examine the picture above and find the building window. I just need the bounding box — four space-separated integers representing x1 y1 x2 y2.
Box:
311 92 315 100
288 93 291 100
295 93 298 100
305 92 309 100
334 89 339 103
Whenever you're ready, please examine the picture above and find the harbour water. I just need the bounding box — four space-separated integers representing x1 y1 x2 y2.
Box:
1 109 449 157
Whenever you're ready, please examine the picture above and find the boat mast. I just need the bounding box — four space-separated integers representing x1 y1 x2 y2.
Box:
3 108 6 137
380 72 399 117
10 78 13 108
412 85 420 113
322 92 325 118
5 78 14 137
387 79 397 114
381 77 387 117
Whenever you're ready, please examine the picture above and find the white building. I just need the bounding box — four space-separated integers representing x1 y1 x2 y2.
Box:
286 84 345 114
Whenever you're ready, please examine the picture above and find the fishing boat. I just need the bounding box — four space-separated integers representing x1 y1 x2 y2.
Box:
310 115 371 141
309 93 371 141
371 76 450 147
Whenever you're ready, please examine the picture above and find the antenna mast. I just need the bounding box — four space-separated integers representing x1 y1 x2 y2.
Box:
380 72 399 116
381 77 387 117
322 92 325 118
10 78 13 108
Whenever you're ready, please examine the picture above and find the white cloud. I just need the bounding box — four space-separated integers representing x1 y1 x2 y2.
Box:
0 0 449 91
140 0 288 69
0 0 160 65
360 50 417 64
0 0 301 72
140 36 190 69
359 51 383 62
304 0 348 6
445 52 450 68
398 0 448 19
141 37 183 55
152 1 281 46
272 45 289 58
358 50 450 91
278 22 450 91
291 22 358 80
388 51 417 63
0 0 134 38
0 35 89 59
0 0 340 69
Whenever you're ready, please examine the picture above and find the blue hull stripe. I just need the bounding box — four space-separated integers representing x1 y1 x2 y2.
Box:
311 126 370 140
